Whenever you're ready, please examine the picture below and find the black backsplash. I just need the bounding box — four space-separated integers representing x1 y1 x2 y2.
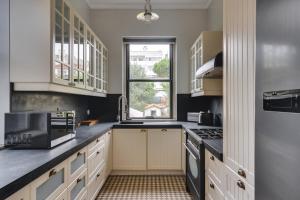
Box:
177 94 223 124
11 92 222 124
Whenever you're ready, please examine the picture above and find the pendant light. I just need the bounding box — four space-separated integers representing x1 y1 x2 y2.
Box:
137 0 159 23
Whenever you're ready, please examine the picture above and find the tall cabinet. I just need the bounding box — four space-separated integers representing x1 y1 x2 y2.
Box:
10 0 108 97
223 0 255 199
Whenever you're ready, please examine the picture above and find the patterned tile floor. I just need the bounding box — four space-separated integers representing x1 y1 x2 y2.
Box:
97 175 192 200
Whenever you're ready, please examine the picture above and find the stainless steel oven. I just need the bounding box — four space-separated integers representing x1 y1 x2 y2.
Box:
5 111 76 149
184 131 205 200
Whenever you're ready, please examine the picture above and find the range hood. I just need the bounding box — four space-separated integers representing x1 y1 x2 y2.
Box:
196 52 223 79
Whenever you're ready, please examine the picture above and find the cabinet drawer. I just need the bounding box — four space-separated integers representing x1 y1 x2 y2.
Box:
87 142 105 181
88 135 105 157
205 174 224 200
54 189 67 200
87 163 105 200
31 160 68 200
68 147 87 184
205 150 224 188
6 186 30 200
68 169 87 200
224 166 254 200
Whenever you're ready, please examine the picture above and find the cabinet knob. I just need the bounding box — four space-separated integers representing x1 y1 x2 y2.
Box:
140 129 147 133
237 180 246 190
97 151 100 155
210 156 215 161
209 183 215 189
77 152 82 157
96 138 100 142
161 129 167 132
49 169 57 177
97 172 101 178
238 169 246 178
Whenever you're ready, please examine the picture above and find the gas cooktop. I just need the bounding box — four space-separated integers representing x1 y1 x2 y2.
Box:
190 128 223 140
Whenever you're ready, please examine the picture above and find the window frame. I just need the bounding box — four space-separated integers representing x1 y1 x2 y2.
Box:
125 38 175 120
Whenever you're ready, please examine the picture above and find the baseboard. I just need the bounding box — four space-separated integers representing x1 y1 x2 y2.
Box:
111 170 184 176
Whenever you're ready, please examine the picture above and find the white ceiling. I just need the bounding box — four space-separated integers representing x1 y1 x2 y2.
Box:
86 0 213 10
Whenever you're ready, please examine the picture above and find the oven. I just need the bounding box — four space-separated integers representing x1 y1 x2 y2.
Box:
184 131 205 200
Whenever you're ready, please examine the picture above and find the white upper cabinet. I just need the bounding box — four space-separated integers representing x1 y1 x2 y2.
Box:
190 31 223 97
223 0 255 199
10 0 108 97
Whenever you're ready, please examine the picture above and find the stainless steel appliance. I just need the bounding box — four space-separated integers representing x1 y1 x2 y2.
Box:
187 111 214 126
5 111 76 149
184 128 223 200
196 51 223 79
256 1 300 199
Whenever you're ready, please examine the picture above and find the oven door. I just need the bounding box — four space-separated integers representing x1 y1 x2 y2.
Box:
184 139 205 200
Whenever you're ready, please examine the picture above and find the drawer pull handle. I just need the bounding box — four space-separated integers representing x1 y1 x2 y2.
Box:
141 129 147 133
238 169 246 178
237 180 246 190
209 183 215 189
77 178 82 183
49 169 57 177
161 129 167 132
210 156 215 161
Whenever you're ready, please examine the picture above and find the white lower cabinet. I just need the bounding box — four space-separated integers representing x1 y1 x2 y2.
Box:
31 160 68 200
205 150 225 200
68 147 87 185
8 130 112 200
67 169 87 200
6 186 30 200
182 130 186 174
147 129 182 170
113 129 147 170
87 163 105 200
224 166 254 200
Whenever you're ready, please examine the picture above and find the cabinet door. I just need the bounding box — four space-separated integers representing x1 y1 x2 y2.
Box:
85 28 96 90
53 0 71 85
68 147 87 185
6 186 30 200
31 160 67 200
182 130 186 174
147 129 182 170
95 40 103 92
223 0 255 188
104 130 113 178
68 169 87 200
113 129 147 170
102 47 108 93
72 13 85 88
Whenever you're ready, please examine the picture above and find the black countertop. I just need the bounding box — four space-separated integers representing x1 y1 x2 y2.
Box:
0 121 222 199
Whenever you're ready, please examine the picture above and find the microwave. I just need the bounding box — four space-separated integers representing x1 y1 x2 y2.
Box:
5 111 76 149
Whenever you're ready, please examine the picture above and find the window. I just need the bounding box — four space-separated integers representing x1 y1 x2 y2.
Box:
125 38 175 119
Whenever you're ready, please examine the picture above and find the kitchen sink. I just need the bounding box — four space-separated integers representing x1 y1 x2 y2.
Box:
119 121 144 124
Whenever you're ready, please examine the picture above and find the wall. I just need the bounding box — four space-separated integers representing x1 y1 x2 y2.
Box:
69 0 90 24
0 0 10 147
208 0 223 31
89 9 208 94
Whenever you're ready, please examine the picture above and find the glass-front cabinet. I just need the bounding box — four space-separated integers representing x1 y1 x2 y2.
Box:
54 0 71 85
72 14 85 88
102 47 108 93
52 0 108 95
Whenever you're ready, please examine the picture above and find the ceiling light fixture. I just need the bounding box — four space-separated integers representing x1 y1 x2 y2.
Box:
137 0 159 23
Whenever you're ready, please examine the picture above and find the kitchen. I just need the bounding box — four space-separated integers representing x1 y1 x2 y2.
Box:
0 0 299 200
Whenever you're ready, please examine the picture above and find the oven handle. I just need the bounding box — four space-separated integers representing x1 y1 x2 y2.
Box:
183 143 197 160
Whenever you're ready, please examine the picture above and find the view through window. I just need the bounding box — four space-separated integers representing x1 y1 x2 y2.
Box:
126 42 173 119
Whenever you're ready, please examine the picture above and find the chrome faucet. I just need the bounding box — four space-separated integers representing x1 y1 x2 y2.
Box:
117 95 129 122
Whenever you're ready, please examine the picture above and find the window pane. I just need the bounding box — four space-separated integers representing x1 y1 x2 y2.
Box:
129 82 170 118
129 44 170 79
